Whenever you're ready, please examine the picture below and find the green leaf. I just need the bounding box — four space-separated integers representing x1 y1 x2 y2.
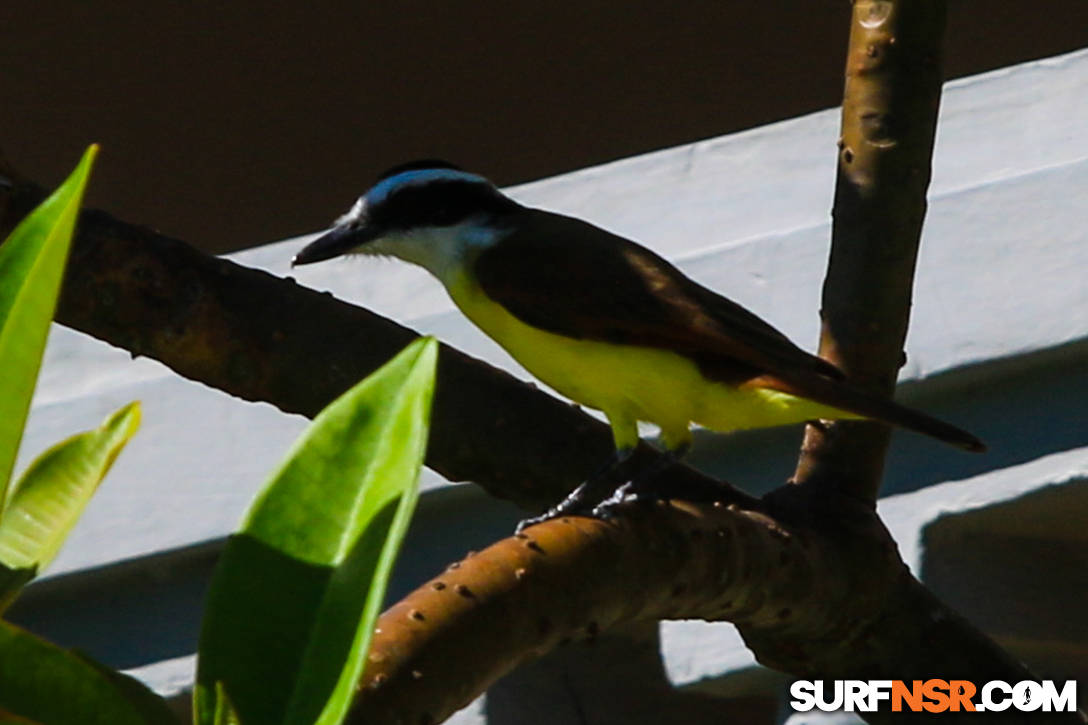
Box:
0 145 98 502
0 402 140 612
195 337 438 725
0 620 175 725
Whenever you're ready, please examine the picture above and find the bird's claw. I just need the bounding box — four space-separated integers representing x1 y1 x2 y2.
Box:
515 479 600 533
589 480 667 520
514 451 673 532
514 508 558 534
516 479 668 532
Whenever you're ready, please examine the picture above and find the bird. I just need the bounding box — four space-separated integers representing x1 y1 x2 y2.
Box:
293 160 985 522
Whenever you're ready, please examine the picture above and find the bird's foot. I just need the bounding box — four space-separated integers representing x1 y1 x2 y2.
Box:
515 474 672 531
588 443 686 519
515 448 640 532
589 480 668 520
514 445 688 532
515 480 603 533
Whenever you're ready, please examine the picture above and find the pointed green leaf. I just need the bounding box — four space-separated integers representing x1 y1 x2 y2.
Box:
195 337 437 725
0 145 98 502
0 620 175 725
0 402 140 611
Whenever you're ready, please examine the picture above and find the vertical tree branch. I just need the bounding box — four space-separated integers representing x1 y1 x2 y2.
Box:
794 0 948 502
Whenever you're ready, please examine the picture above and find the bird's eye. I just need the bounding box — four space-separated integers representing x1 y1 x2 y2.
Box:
433 205 459 225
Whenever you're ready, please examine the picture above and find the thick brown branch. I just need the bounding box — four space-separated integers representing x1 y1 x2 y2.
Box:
0 170 751 513
351 500 854 724
795 0 948 500
351 486 1082 724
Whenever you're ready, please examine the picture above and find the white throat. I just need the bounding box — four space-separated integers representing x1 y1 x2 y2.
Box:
359 219 509 287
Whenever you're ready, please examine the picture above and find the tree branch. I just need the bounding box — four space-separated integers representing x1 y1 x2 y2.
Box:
350 500 862 724
351 485 1081 724
794 0 948 502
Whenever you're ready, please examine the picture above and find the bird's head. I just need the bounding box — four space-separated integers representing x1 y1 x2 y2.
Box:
292 160 520 275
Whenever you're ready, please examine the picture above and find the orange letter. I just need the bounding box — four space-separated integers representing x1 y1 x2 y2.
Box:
923 679 950 713
949 680 976 711
893 681 923 712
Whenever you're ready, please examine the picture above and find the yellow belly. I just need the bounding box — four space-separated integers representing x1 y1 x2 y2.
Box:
447 273 850 451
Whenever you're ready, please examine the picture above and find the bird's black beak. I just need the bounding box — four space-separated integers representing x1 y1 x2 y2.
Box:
292 224 378 266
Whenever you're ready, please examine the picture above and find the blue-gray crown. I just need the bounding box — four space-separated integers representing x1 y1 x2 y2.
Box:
362 161 520 231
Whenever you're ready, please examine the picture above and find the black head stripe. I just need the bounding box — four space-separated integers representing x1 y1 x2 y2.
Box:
375 159 463 183
371 178 520 229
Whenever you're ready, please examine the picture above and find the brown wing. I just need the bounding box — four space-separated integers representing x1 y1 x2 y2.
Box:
474 210 843 386
474 210 985 452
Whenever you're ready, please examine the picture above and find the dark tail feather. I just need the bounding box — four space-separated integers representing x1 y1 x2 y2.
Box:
749 373 987 452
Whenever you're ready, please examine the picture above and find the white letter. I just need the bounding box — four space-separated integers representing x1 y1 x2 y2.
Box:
867 681 892 712
1013 681 1043 712
816 681 844 712
1041 681 1076 712
982 681 1011 712
844 681 866 712
790 681 816 712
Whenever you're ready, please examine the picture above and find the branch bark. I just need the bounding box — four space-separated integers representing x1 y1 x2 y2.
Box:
794 0 948 502
351 499 875 724
352 485 1078 724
